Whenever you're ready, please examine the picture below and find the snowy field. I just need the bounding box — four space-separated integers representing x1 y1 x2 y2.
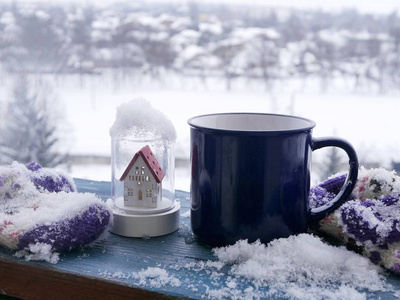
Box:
6 73 400 191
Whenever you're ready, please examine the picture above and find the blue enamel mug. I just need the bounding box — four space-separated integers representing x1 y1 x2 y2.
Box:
188 113 358 246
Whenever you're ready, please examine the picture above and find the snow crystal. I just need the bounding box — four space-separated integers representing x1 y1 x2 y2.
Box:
132 267 181 288
109 98 176 142
215 235 384 289
189 234 393 300
180 209 190 218
99 270 131 279
354 167 400 200
99 267 181 289
15 243 60 264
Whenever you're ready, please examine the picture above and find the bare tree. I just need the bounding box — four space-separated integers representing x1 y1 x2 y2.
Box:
212 39 244 90
244 29 281 90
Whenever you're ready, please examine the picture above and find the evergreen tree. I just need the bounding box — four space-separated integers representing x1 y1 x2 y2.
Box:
0 76 65 167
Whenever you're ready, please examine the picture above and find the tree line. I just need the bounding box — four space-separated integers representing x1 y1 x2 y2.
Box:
0 2 399 92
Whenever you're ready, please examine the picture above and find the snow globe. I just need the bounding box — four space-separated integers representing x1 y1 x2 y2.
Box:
109 98 180 237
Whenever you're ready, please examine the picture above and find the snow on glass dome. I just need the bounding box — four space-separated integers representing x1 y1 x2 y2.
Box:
109 98 176 142
109 98 179 237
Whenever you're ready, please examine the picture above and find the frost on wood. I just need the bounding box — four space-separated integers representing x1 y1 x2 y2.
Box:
99 267 181 289
133 267 181 288
109 98 176 142
97 234 395 300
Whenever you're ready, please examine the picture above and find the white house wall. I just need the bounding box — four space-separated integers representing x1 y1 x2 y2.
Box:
123 155 161 208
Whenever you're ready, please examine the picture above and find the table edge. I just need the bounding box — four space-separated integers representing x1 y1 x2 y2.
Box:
0 255 180 300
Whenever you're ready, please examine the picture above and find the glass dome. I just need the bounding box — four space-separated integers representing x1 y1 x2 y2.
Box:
108 99 180 237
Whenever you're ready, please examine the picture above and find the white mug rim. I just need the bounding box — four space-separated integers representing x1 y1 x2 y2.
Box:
188 112 316 133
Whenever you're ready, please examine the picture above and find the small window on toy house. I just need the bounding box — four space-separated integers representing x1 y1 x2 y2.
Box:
146 189 152 197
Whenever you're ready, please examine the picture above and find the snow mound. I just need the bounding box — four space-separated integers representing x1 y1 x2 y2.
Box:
109 98 176 142
189 234 393 300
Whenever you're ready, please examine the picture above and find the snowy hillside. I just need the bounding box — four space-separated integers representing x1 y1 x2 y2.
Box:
47 74 400 190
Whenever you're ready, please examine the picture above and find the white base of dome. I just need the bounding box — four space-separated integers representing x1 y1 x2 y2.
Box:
109 202 180 237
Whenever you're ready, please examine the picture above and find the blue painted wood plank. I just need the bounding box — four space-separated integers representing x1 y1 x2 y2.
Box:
0 178 399 299
70 179 218 299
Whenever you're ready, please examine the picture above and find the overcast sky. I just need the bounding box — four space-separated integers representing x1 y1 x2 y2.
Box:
14 0 400 15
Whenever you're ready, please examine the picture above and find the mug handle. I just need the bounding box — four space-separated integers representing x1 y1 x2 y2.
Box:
309 137 359 220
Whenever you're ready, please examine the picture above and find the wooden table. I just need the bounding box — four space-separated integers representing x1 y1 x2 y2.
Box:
0 179 399 299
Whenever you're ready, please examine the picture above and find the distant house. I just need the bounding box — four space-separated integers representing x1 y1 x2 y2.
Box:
120 145 165 208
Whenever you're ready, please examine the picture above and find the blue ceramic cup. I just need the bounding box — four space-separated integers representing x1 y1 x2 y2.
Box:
188 113 358 246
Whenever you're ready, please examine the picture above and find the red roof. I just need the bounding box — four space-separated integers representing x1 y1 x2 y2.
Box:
119 145 165 183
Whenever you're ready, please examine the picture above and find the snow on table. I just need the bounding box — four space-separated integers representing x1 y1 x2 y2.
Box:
1 178 399 300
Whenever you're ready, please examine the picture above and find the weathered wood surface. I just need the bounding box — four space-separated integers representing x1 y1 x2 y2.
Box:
0 179 399 299
0 179 215 299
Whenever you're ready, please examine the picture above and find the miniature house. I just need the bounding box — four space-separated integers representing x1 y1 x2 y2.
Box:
120 145 165 208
